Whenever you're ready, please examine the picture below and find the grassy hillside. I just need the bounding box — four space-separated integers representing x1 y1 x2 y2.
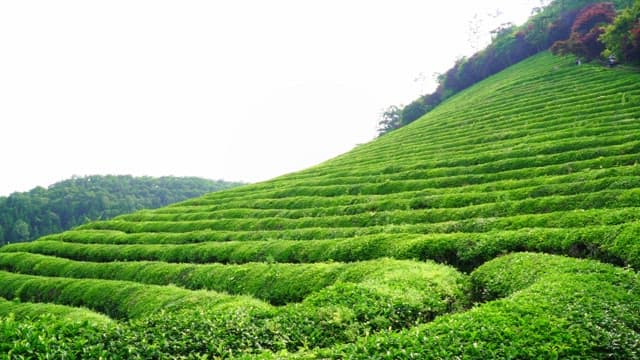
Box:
2 52 640 358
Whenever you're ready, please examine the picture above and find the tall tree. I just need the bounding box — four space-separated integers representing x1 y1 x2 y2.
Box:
12 220 30 242
377 105 403 136
550 2 617 59
601 0 640 62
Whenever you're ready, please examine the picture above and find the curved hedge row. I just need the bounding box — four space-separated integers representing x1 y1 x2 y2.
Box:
32 206 640 246
309 253 640 359
161 155 640 213
71 189 640 235
0 297 111 325
0 271 269 320
119 144 640 211
0 252 468 306
6 222 640 271
4 254 638 358
0 258 470 355
117 171 640 222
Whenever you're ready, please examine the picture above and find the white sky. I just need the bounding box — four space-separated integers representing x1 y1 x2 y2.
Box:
0 1 545 196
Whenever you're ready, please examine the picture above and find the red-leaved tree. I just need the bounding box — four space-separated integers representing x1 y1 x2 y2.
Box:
551 2 617 60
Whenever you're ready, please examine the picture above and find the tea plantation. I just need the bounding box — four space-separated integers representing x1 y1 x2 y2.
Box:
2 52 640 359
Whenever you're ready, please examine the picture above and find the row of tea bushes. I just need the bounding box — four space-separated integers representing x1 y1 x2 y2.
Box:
0 253 467 306
305 253 640 359
0 297 111 325
6 222 640 270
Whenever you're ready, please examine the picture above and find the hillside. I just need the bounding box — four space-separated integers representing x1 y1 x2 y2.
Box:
2 52 640 358
0 175 243 245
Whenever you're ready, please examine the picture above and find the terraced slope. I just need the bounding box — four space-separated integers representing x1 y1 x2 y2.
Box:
2 52 640 358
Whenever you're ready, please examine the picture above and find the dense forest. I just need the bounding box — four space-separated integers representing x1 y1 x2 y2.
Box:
0 175 243 245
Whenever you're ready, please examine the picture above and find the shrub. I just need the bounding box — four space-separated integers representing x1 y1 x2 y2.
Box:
0 253 469 306
0 271 270 320
0 297 111 325
0 314 115 359
314 253 640 359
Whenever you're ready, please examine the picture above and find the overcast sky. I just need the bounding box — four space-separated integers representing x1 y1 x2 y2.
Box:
0 1 546 196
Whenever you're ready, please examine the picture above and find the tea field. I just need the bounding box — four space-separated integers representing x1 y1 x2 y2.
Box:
2 52 640 358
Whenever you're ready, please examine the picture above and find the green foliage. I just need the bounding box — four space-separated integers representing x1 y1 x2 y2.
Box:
1 52 640 358
377 99 435 135
0 253 468 307
0 175 243 245
10 220 29 242
314 253 640 359
0 314 115 359
0 270 272 320
601 0 640 61
0 297 112 325
376 105 403 136
0 259 468 357
5 221 639 272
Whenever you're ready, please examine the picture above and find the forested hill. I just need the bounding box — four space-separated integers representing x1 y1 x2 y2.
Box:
0 175 243 244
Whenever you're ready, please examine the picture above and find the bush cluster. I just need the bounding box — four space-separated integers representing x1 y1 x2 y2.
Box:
312 253 640 359
0 258 469 357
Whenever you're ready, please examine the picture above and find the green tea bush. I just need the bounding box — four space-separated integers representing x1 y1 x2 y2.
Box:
0 253 467 306
0 271 270 319
0 297 111 325
0 253 469 305
313 253 640 359
0 259 469 357
0 314 115 359
6 222 640 271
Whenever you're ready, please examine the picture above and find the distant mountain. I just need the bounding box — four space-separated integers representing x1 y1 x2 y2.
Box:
0 175 244 244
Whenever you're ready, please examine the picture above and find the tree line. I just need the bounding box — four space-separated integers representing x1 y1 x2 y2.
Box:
0 175 243 245
378 0 640 135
